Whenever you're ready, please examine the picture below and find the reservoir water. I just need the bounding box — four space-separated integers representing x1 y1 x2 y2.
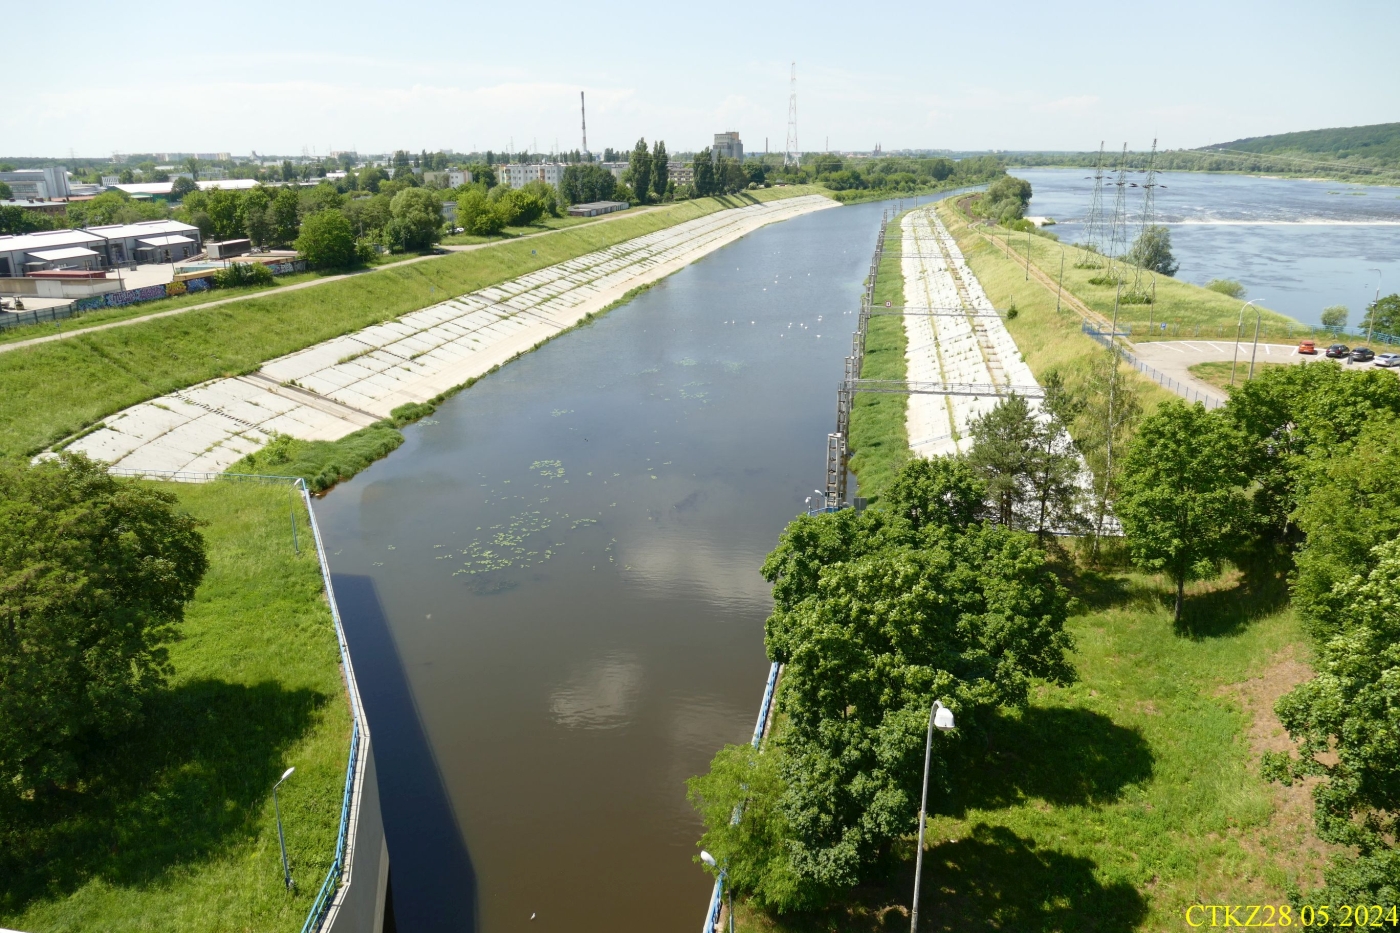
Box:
1017 168 1400 327
316 196 942 932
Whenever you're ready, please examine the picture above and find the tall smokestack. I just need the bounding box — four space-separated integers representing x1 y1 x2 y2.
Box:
580 91 588 156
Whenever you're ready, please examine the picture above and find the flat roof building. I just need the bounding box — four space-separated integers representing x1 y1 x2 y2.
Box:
713 132 743 162
566 200 628 218
0 166 72 201
0 219 202 276
497 163 565 189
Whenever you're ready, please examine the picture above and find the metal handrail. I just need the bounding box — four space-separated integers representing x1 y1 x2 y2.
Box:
702 661 783 933
109 467 364 933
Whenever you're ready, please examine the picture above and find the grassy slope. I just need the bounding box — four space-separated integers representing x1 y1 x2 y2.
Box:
0 273 322 347
1 482 348 932
846 214 911 503
739 571 1322 932
937 200 1179 415
0 187 828 461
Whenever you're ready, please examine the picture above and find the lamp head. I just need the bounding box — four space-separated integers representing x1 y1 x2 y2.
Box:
933 701 955 732
280 766 296 783
700 851 718 869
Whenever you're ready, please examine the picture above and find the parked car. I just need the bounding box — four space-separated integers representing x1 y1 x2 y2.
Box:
1352 347 1376 363
1325 344 1351 359
1375 353 1400 368
1298 339 1317 355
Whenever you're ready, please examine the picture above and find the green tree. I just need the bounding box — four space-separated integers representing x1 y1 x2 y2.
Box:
692 149 715 197
356 166 387 193
559 164 616 204
693 458 1072 909
0 205 55 235
1321 304 1350 329
626 138 652 204
169 175 198 201
384 187 442 252
294 209 357 269
1264 537 1400 903
1363 294 1400 336
457 189 506 236
651 140 669 200
241 186 274 247
984 175 1033 224
1126 224 1179 276
1291 418 1400 637
0 455 206 797
272 186 301 246
967 394 1040 526
0 180 11 199
1116 401 1250 620
203 188 245 241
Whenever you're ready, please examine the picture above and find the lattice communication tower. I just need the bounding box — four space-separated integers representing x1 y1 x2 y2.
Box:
785 63 799 168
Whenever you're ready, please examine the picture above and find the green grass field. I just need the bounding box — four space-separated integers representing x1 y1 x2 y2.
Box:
846 214 912 504
736 564 1326 932
440 210 610 245
0 480 349 932
0 187 829 461
1189 360 1293 392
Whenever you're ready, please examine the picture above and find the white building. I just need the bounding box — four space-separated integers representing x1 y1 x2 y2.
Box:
496 163 564 189
0 219 203 276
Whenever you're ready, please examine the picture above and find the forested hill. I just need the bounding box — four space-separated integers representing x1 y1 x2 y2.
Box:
1203 122 1400 170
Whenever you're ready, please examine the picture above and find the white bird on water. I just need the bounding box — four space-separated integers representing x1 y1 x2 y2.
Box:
531 913 536 920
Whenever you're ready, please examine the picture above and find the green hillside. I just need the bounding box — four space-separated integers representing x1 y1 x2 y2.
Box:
1204 122 1400 169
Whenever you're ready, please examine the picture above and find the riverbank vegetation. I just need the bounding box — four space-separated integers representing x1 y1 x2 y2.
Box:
693 191 1400 928
0 186 826 462
1 471 348 932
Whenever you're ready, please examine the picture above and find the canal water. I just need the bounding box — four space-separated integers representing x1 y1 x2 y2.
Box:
1016 167 1400 327
316 195 943 932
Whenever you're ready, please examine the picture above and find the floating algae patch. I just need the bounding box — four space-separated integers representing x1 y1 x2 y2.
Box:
531 459 565 479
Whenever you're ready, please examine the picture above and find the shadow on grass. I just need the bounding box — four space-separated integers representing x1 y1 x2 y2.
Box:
1177 549 1291 639
0 679 324 913
950 706 1154 812
749 824 1147 933
917 824 1148 932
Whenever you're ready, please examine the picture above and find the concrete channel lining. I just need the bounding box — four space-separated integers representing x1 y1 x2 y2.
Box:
60 196 836 478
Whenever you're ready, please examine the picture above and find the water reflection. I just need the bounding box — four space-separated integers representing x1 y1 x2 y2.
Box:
549 654 644 730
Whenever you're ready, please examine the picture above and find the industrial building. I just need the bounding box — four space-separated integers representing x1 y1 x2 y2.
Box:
713 132 744 161
0 219 202 276
566 200 628 217
0 166 72 200
497 163 565 189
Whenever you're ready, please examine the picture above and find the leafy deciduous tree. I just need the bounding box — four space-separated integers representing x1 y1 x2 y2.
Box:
0 455 207 797
294 208 357 269
1115 401 1250 620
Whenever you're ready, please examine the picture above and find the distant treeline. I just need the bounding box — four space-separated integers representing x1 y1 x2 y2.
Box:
1008 145 1400 183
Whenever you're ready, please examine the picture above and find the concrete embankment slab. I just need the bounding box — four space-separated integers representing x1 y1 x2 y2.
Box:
64 196 836 476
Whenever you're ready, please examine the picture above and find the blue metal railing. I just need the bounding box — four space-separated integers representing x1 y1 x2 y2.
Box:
702 661 783 933
110 468 364 933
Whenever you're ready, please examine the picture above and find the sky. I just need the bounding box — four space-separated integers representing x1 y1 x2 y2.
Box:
8 0 1398 159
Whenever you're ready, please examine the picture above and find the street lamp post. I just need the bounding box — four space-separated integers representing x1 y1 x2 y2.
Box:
1056 244 1066 314
273 766 296 891
1230 299 1266 387
1367 269 1382 345
910 700 956 933
701 851 731 933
